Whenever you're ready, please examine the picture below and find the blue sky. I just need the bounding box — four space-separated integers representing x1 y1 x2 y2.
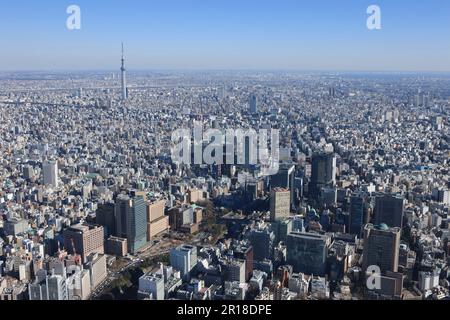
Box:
1 0 449 71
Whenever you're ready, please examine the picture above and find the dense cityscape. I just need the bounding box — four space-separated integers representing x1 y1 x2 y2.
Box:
1 50 449 301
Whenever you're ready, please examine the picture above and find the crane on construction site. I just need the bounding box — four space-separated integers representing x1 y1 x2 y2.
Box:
71 238 81 265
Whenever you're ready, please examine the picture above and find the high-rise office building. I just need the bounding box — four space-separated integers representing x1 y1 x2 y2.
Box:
29 274 67 300
170 245 197 277
115 194 148 254
273 218 293 244
286 231 329 276
22 165 35 180
349 193 366 236
63 223 104 263
270 164 295 207
248 224 275 261
418 270 440 292
414 89 429 109
4 218 28 237
362 224 401 273
222 258 246 284
328 86 336 98
249 94 257 114
66 268 91 300
310 153 336 199
432 188 450 205
233 244 254 282
95 203 115 237
374 194 405 229
270 188 291 222
243 135 257 166
85 253 107 290
42 160 58 188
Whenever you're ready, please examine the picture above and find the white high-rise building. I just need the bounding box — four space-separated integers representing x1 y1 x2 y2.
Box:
418 270 440 292
43 160 58 188
29 274 67 300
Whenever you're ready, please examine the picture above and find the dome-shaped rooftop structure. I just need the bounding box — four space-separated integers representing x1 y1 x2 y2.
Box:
377 223 389 231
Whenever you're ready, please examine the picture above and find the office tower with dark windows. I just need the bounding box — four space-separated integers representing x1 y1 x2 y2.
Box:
249 94 257 114
129 195 148 254
362 224 401 273
95 203 115 237
286 231 329 276
310 153 336 199
22 165 34 180
270 164 295 207
374 194 405 229
432 188 450 205
115 194 148 254
243 135 257 167
248 224 275 261
115 194 130 238
349 193 366 236
328 86 336 98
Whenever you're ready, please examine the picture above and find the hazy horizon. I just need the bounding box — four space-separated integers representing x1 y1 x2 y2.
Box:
1 0 450 72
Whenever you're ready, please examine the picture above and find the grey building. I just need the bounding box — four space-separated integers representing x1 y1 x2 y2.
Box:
249 94 258 114
170 245 197 277
374 194 405 229
222 258 246 283
96 203 115 237
248 225 275 261
4 218 28 236
362 224 401 273
310 153 336 199
138 272 165 300
286 231 329 276
29 274 67 300
42 160 58 188
349 193 366 236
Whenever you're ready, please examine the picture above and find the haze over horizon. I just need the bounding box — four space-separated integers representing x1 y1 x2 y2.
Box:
1 0 450 72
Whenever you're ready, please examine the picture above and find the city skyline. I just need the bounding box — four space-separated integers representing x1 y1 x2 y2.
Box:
1 0 450 72
1 0 450 306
